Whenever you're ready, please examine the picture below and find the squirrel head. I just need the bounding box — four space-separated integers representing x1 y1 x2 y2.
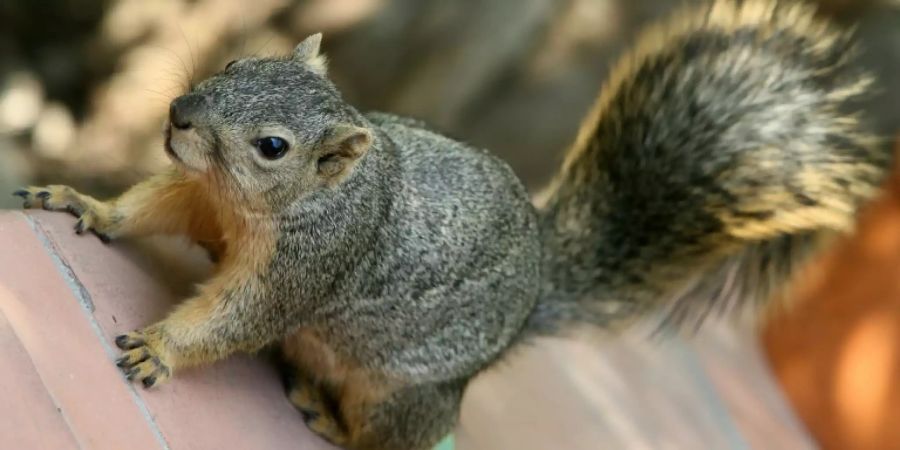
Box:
164 33 374 210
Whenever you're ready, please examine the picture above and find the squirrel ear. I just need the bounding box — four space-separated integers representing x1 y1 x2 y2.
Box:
317 124 373 179
293 33 327 76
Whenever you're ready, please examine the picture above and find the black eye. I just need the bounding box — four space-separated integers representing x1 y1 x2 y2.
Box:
256 137 289 159
225 60 237 70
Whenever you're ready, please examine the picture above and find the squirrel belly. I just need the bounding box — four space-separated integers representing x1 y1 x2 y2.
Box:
527 0 891 337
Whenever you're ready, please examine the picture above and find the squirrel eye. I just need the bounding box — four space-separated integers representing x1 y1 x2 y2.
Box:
225 60 238 70
256 137 289 160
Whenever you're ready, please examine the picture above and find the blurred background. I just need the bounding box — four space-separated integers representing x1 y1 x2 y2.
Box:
1 0 899 202
2 0 900 449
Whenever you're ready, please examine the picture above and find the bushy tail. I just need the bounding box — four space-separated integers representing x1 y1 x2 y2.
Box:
527 0 891 336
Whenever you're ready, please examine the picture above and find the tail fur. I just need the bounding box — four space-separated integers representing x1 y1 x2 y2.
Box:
528 0 891 336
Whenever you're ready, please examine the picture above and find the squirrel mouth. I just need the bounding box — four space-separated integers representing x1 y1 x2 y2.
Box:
163 124 182 163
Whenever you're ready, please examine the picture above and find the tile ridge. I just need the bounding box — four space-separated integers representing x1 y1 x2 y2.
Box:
16 211 172 450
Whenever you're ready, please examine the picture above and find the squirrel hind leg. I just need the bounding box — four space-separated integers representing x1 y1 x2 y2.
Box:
274 359 346 446
349 381 464 450
272 348 350 445
291 375 463 450
285 376 350 446
283 373 462 450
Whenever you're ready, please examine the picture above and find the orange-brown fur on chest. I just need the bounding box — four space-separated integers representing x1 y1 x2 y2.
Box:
162 171 278 268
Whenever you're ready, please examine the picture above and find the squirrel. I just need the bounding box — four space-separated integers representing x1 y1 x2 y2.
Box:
13 1 891 449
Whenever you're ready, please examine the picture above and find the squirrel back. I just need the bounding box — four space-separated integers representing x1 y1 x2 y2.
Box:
528 0 891 336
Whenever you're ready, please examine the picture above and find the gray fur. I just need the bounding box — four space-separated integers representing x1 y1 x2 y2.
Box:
42 2 889 449
266 112 541 379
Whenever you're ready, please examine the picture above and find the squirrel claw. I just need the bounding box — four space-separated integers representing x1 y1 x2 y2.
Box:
35 192 52 210
115 333 144 350
141 376 157 389
299 409 320 424
115 331 172 388
72 215 111 243
12 189 28 199
94 231 111 244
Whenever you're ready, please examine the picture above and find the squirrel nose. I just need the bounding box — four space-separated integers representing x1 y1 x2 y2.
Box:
169 94 206 130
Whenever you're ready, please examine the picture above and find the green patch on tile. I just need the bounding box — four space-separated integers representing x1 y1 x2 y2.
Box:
434 434 454 450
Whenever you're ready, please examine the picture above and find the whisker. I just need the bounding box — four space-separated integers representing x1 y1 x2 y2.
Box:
146 44 192 94
174 22 197 90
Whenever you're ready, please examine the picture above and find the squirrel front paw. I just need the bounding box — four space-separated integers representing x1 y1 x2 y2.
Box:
13 185 115 243
115 328 173 389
